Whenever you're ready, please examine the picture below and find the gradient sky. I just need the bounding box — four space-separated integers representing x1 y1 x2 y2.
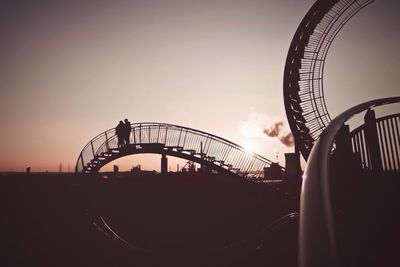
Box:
0 0 399 172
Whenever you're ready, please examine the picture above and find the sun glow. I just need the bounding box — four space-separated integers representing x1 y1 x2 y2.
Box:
240 122 264 138
243 139 258 153
239 113 266 154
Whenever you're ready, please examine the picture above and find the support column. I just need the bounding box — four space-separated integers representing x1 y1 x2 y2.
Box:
113 165 119 174
284 152 301 179
200 141 204 171
364 109 382 174
161 154 168 174
335 124 353 156
333 124 363 175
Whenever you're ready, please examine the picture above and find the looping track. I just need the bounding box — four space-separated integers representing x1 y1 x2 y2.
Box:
283 0 374 160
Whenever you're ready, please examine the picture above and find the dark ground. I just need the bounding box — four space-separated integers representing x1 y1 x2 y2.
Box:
0 172 299 267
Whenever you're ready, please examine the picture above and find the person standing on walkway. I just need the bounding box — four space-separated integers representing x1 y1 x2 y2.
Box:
124 118 131 147
115 121 125 148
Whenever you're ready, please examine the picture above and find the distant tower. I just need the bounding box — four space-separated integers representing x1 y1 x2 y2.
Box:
284 152 302 179
161 154 168 174
59 163 63 173
113 165 119 174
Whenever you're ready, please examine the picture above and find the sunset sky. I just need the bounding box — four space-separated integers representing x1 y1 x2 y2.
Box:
0 0 399 172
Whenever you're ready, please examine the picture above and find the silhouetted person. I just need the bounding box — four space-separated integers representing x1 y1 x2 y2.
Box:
115 121 124 148
124 118 131 147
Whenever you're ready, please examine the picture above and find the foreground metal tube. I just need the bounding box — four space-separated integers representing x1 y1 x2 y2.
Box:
299 97 400 267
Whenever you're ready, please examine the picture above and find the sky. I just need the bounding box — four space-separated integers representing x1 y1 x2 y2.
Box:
0 0 399 172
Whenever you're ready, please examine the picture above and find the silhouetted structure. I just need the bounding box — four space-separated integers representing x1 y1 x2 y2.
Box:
264 163 283 180
281 1 400 266
75 123 284 180
351 109 400 173
283 0 375 160
299 97 400 267
363 109 383 173
284 152 301 179
161 154 167 174
113 165 119 174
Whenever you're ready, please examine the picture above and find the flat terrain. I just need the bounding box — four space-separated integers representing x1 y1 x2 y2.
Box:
0 172 299 267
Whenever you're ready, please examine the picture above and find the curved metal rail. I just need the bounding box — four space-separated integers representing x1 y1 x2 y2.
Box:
93 212 299 257
284 0 375 160
300 96 400 267
75 122 282 179
351 113 400 172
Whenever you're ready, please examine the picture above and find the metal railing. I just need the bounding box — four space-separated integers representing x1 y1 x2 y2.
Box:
284 0 375 160
299 96 400 267
351 113 400 172
75 122 282 179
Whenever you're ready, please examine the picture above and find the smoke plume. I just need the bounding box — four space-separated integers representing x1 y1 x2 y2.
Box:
263 121 294 147
239 111 295 147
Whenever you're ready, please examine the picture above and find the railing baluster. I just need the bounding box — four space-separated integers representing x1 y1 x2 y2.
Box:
205 137 212 155
245 157 257 176
80 154 84 171
222 145 231 163
157 125 160 143
393 117 400 169
231 150 240 170
382 120 393 170
238 153 250 175
216 142 223 160
363 130 372 170
90 140 95 157
377 121 386 171
148 126 151 144
138 124 142 144
257 162 267 179
387 118 397 170
105 132 110 150
132 125 136 144
182 130 188 148
360 131 367 169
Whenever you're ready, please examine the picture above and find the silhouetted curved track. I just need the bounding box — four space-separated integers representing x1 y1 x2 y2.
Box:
93 212 299 256
76 122 283 179
283 0 375 160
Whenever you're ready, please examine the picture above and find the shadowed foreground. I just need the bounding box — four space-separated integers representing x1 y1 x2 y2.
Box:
0 172 299 267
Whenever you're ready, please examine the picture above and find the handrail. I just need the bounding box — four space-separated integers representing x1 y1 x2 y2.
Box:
350 113 400 171
300 97 400 267
75 122 283 177
221 212 299 251
77 122 271 162
350 112 400 135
